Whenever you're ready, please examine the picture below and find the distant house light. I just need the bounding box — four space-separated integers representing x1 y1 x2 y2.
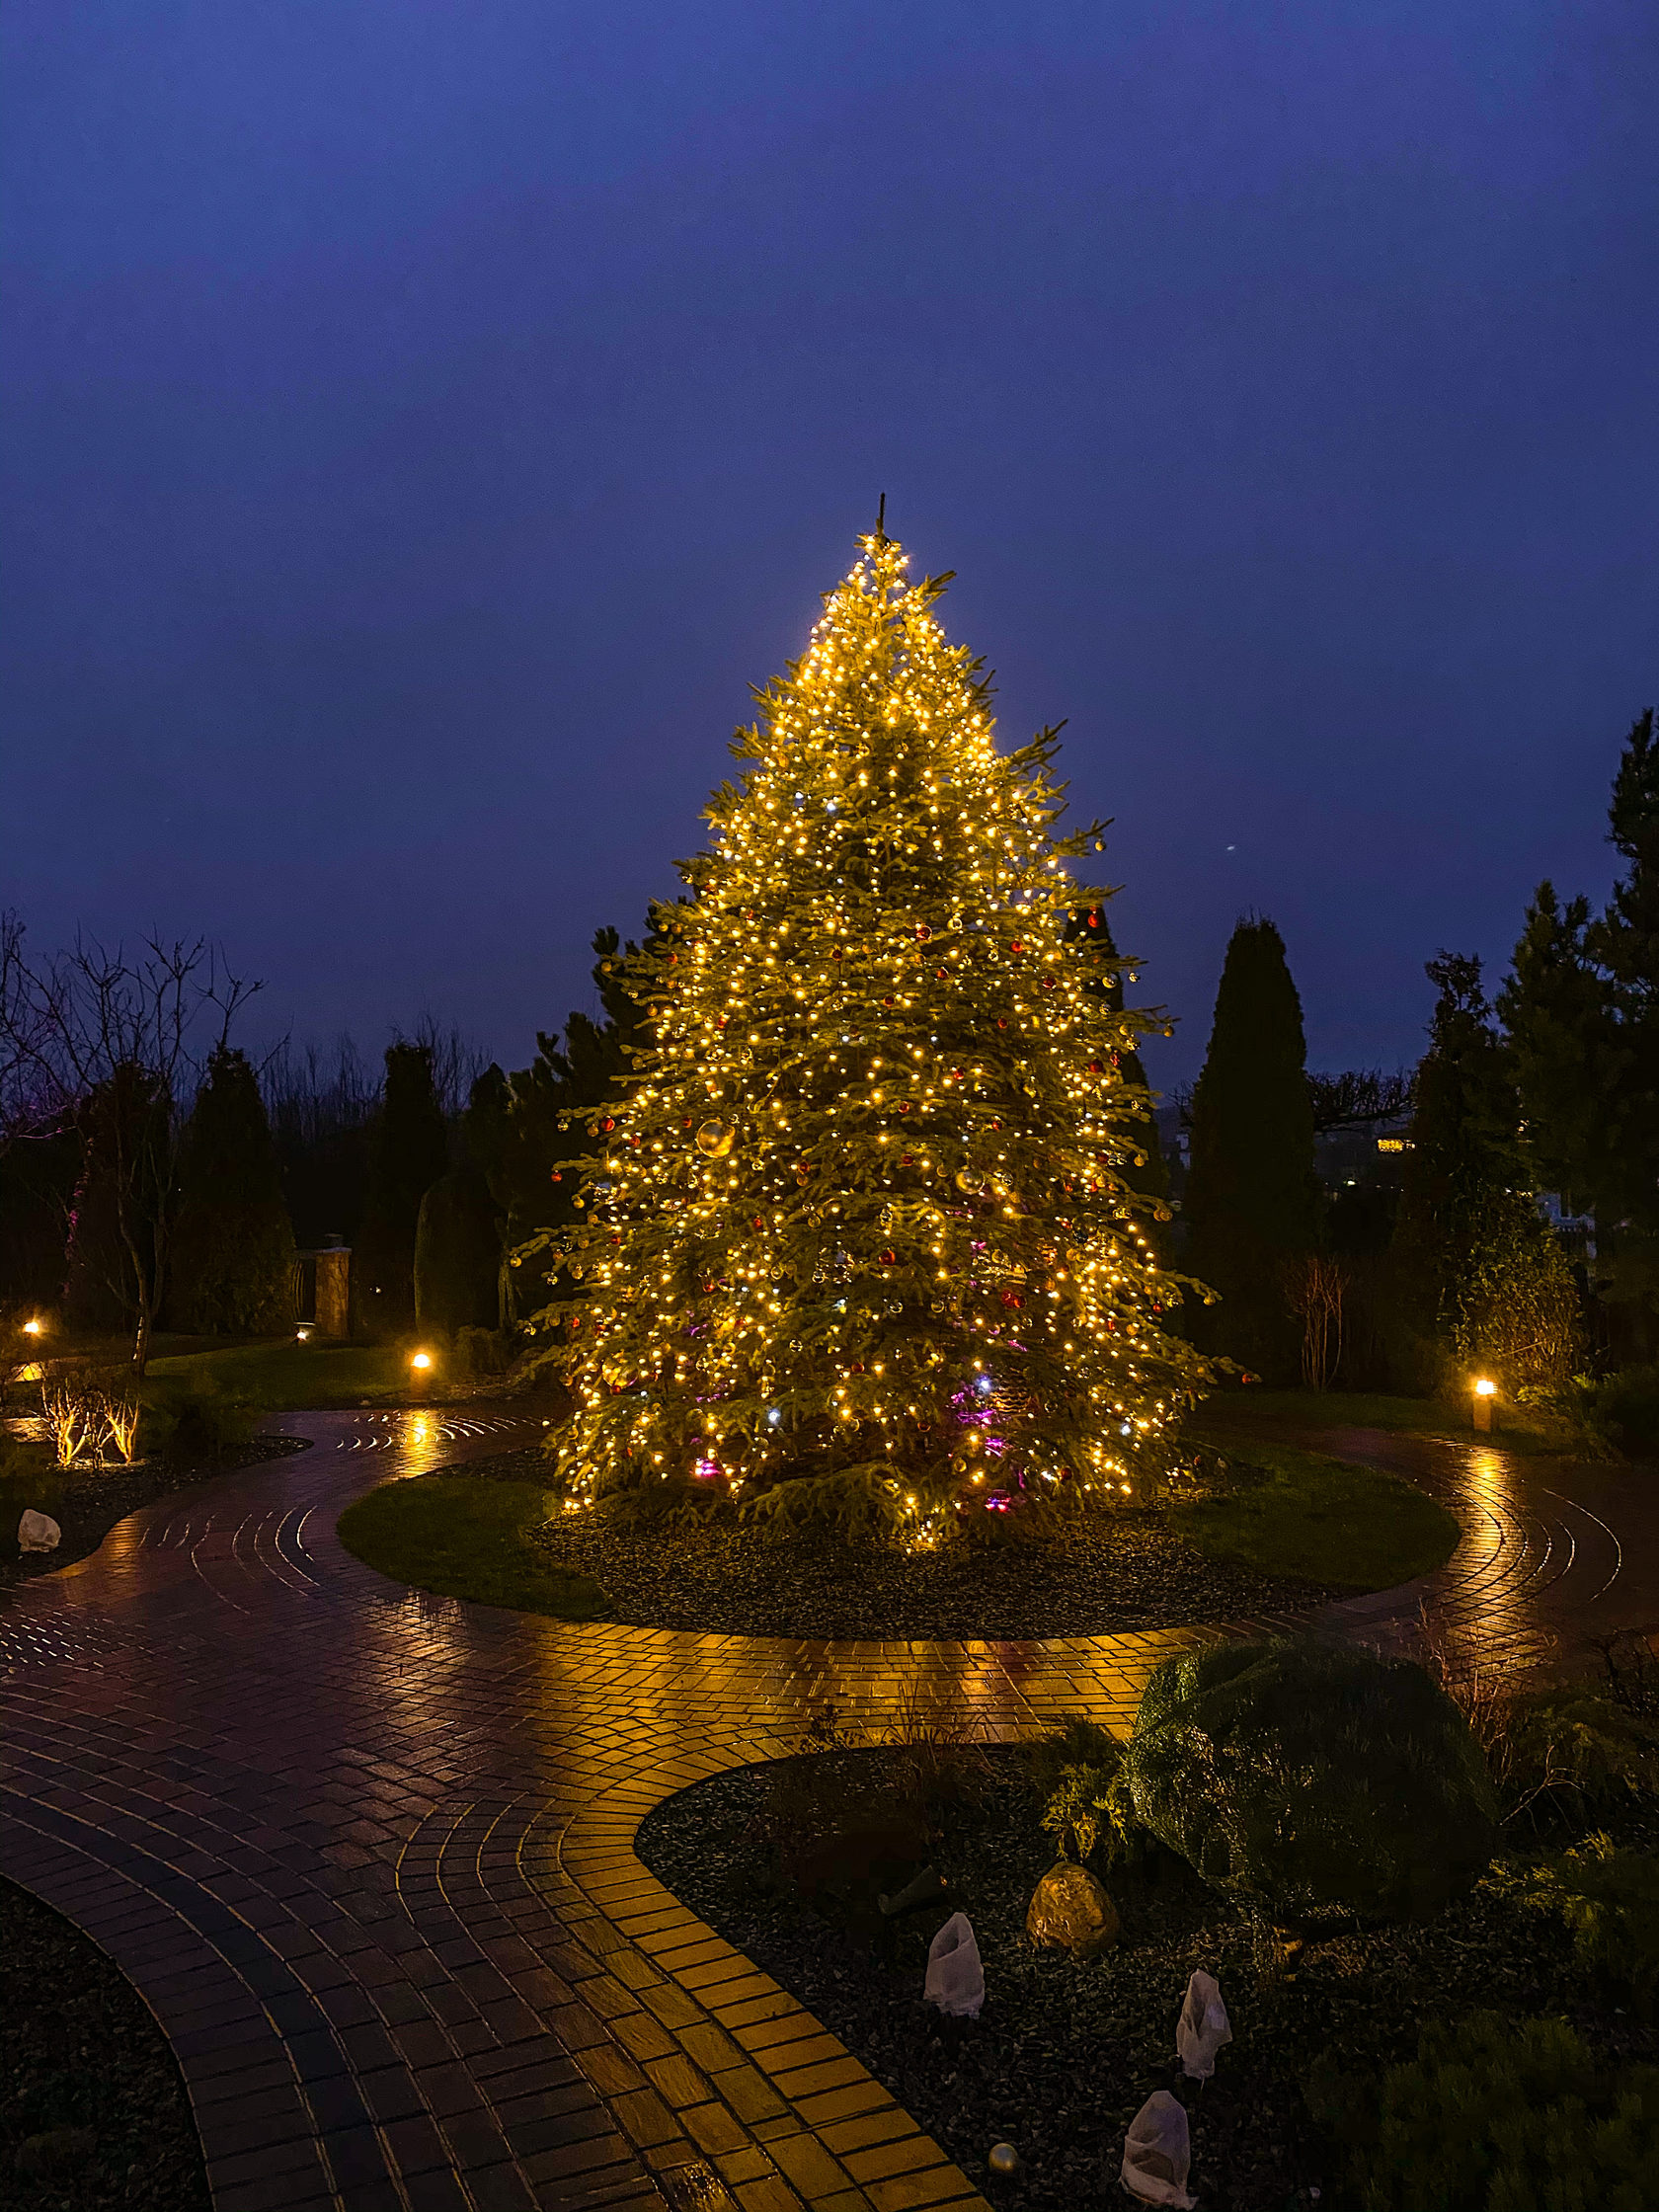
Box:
1377 1137 1412 1153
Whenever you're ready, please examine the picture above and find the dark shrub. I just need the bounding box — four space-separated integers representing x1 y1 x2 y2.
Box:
453 1324 513 1381
414 1167 503 1335
1501 1838 1659 2012
142 1382 259 1462
1121 1639 1497 1926
1591 1365 1659 1458
1309 2010 1659 2212
171 1045 295 1332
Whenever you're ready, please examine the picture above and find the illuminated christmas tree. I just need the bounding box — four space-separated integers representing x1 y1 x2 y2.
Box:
530 527 1209 1540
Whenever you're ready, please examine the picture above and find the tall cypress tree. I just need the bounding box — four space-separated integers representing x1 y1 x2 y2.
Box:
1497 885 1614 1221
1592 708 1659 1317
1183 916 1318 1381
1393 953 1577 1393
1499 709 1659 1349
171 1046 295 1332
354 1043 449 1336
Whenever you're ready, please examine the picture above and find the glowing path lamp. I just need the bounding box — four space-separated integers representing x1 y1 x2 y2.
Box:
1471 1378 1497 1433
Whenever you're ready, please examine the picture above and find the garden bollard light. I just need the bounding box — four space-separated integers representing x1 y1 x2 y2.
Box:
1472 1378 1496 1433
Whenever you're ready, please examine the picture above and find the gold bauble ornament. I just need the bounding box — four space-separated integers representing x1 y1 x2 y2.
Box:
696 1119 735 1157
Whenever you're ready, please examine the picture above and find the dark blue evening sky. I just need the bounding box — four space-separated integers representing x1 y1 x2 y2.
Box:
4 1 1655 1088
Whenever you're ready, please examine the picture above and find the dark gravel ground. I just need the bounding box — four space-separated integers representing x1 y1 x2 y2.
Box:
1 1435 312 1587
435 1449 1343 1639
636 1744 1659 2212
0 1874 210 2212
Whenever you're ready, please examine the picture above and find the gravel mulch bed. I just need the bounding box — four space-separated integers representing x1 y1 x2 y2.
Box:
0 1873 209 2211
637 1745 1659 2212
433 1449 1340 1639
1 1436 312 1588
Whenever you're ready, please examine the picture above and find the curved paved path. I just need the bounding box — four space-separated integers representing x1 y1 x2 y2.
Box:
2 1408 1653 2212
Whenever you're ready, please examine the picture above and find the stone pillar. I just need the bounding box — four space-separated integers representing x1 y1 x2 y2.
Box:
314 1248 352 1339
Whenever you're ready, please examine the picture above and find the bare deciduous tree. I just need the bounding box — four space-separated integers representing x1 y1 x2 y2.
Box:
1283 1252 1350 1390
0 911 260 1372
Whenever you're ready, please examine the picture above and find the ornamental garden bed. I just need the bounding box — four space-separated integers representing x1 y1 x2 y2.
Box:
636 1653 1659 2212
0 1433 312 1587
336 1436 1457 1639
0 1873 209 2211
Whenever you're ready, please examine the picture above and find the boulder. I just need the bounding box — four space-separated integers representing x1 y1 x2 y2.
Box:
18 1509 61 1555
1025 1859 1120 1957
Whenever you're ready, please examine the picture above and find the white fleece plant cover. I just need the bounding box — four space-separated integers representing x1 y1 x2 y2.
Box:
1176 1968 1232 2081
922 1911 984 2018
1120 2090 1195 2209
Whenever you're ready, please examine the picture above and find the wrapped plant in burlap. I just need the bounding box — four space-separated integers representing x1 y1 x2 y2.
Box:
1121 1640 1497 1928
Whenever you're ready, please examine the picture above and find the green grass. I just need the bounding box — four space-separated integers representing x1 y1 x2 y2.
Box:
1168 1436 1461 1592
144 1337 411 1411
1205 1387 1565 1456
336 1471 612 1620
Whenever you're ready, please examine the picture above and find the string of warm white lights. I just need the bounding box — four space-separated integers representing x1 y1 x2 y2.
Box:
522 532 1212 1536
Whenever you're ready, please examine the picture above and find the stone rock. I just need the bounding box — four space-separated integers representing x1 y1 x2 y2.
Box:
880 1862 946 1917
18 1509 61 1555
1025 1859 1120 1957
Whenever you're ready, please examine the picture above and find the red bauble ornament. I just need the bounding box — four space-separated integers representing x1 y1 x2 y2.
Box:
602 1117 615 1132
880 1249 897 1265
916 923 931 941
1011 939 1024 954
1088 1060 1102 1074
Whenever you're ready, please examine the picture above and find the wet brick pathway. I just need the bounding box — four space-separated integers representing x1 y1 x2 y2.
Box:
2 1406 1654 2211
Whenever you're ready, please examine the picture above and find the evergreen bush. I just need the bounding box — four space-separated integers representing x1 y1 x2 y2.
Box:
1588 1365 1659 1457
141 1381 259 1461
1121 1639 1497 1926
1507 1686 1659 1815
414 1166 502 1334
355 1043 449 1336
1498 1838 1659 2011
1309 2010 1659 2212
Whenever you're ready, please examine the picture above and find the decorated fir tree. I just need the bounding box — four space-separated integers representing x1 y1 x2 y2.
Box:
529 529 1209 1539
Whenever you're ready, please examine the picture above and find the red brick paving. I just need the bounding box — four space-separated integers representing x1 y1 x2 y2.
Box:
3 1405 1650 2208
